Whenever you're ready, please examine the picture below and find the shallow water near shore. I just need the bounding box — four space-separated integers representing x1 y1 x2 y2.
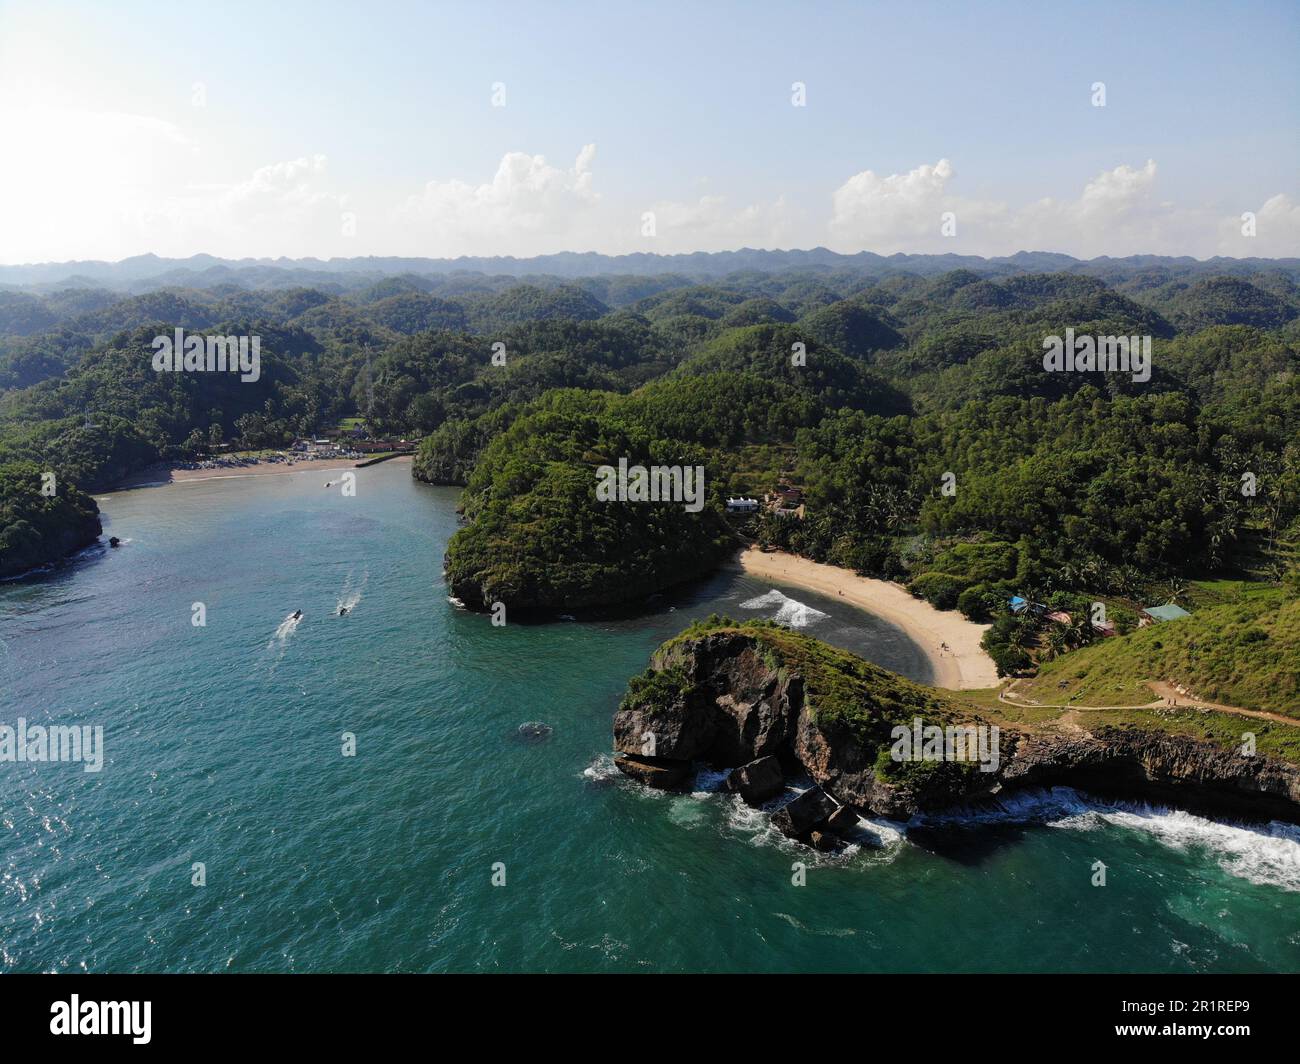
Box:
1 462 1297 972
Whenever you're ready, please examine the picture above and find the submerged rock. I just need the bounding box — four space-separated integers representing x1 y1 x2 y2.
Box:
516 721 553 743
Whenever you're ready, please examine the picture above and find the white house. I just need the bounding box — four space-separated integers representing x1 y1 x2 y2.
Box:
726 497 760 513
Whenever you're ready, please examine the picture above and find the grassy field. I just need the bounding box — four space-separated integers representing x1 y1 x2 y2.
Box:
1017 586 1300 718
951 689 1300 761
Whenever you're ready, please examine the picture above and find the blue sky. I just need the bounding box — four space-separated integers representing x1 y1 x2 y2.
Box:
1 0 1296 261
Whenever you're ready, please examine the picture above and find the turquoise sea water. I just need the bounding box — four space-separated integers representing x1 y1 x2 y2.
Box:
1 462 1297 973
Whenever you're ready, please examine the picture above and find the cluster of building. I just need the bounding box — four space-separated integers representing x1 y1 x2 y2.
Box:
725 482 806 520
1008 595 1190 636
288 434 415 457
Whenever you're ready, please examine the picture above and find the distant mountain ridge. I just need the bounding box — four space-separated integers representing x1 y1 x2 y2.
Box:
3 248 1298 291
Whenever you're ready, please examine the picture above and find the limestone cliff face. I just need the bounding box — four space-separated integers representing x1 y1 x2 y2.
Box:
612 630 1300 825
998 729 1300 825
613 632 800 765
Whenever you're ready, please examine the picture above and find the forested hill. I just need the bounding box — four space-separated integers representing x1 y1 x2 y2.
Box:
1 259 1297 602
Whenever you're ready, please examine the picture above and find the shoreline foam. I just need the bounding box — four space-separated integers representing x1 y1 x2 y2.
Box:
732 547 1000 690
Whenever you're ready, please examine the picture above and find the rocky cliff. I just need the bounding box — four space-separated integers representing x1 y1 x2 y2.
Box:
612 626 1300 839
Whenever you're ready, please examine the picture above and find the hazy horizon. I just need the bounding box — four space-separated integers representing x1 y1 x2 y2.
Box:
4 246 1298 281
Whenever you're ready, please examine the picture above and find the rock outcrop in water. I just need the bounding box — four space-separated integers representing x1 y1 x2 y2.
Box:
612 624 1300 836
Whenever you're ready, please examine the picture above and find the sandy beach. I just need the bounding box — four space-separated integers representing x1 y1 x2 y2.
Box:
112 454 412 489
734 547 1000 691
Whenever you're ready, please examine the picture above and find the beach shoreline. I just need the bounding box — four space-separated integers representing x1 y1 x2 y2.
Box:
732 547 1000 691
110 454 412 490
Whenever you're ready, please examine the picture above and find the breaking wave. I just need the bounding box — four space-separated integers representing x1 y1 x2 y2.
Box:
739 589 829 629
917 787 1300 892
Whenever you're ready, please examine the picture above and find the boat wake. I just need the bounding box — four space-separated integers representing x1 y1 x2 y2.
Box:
270 611 302 645
336 568 368 615
739 589 829 629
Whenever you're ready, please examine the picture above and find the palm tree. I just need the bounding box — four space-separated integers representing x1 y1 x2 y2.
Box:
1044 627 1070 662
1006 618 1035 655
1066 615 1094 650
1112 565 1142 598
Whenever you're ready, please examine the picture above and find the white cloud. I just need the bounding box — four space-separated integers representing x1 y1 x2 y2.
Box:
637 193 798 252
394 145 599 255
828 158 1004 253
1009 160 1184 256
1216 193 1300 258
1 106 1293 264
824 157 1288 259
0 107 199 261
157 154 349 258
0 106 351 261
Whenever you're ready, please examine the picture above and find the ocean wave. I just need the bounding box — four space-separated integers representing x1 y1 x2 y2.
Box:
739 589 829 629
581 753 621 784
773 912 860 937
916 787 1300 892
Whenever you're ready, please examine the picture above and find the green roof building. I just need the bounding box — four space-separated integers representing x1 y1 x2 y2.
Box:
1142 603 1191 623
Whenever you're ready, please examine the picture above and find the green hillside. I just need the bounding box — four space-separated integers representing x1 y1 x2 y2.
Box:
1018 587 1300 718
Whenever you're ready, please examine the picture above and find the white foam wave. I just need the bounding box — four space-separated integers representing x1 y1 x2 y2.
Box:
582 753 621 783
918 787 1300 892
1092 807 1300 892
739 589 829 628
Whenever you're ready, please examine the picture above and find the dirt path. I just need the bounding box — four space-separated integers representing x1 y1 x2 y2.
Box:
997 678 1300 728
1144 681 1300 727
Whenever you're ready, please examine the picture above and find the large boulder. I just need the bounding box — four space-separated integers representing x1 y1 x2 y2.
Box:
810 830 846 853
825 804 860 837
771 785 837 838
724 755 786 805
